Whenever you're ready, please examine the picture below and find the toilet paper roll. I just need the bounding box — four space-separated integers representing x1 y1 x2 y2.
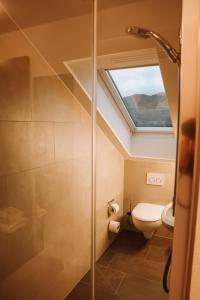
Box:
108 220 120 233
110 203 120 214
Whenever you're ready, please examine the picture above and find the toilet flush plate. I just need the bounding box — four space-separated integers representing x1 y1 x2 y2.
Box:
146 173 165 186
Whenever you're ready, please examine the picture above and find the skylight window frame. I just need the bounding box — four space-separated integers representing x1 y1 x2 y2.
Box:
99 64 174 134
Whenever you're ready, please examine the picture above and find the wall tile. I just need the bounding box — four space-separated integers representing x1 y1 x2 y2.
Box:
0 121 54 176
0 62 124 300
0 56 31 121
30 122 54 168
34 163 72 211
0 245 63 300
6 170 35 217
73 112 91 159
0 122 31 175
96 128 124 258
55 116 91 162
33 75 81 122
54 122 74 161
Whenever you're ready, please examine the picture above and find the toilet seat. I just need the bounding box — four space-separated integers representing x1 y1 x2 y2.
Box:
132 203 164 222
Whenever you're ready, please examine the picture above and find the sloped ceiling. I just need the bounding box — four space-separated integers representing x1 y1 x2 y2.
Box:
0 0 140 33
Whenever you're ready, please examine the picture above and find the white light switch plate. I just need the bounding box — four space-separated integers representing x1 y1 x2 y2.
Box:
147 173 165 186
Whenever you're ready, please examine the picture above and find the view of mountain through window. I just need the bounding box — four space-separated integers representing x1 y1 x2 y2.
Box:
107 66 172 127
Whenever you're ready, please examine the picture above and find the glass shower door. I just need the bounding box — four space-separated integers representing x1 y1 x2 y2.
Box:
94 0 181 299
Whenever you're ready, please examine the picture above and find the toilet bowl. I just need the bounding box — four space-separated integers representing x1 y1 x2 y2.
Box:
131 203 164 239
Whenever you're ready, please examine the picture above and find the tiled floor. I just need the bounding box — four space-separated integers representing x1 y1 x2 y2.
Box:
66 230 172 300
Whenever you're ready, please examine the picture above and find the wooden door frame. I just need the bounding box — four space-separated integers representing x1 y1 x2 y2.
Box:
169 0 200 299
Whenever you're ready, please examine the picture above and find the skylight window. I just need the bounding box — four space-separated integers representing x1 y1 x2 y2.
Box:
107 65 172 128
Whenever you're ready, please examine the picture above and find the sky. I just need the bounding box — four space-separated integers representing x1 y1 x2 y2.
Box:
108 65 165 97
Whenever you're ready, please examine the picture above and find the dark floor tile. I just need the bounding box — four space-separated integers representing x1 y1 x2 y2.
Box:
149 236 172 248
110 231 148 255
66 282 122 300
117 273 168 300
65 282 90 300
146 245 171 263
109 253 165 282
98 249 116 266
68 231 171 299
95 286 121 300
81 264 125 293
156 224 173 239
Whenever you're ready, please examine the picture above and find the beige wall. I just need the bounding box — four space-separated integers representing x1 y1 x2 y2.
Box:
0 53 124 300
124 159 175 212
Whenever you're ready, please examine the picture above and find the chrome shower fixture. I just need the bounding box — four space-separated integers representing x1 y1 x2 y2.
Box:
126 26 180 66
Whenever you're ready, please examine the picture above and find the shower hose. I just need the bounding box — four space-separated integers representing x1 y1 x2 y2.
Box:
163 250 172 293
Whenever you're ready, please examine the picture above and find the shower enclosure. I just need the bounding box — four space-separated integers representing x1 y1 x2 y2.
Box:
0 1 191 300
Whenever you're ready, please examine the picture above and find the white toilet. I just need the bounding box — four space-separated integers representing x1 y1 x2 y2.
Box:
131 203 164 239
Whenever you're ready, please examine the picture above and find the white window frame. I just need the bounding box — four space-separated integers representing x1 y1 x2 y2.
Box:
99 68 136 131
98 49 174 134
99 67 173 134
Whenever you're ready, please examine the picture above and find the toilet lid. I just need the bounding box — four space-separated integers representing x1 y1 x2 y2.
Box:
132 203 164 222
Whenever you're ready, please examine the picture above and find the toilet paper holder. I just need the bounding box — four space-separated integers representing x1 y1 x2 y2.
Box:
108 199 119 216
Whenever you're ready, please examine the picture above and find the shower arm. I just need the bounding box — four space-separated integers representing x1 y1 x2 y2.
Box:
126 26 180 66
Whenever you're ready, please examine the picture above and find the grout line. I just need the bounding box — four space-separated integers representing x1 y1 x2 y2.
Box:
114 272 126 296
110 262 164 285
69 233 168 298
105 251 117 269
144 244 151 259
0 156 89 178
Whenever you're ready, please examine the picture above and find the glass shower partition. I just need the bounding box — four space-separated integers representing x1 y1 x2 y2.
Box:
0 1 94 299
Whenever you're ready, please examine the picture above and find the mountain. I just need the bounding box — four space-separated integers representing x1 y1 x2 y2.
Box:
122 92 172 127
125 92 167 111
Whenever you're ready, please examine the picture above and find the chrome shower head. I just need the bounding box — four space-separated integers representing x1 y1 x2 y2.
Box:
126 26 180 66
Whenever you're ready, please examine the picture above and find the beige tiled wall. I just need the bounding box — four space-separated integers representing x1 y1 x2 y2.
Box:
0 56 124 300
96 128 124 257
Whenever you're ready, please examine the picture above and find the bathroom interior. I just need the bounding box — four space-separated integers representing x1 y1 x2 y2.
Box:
0 0 197 299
